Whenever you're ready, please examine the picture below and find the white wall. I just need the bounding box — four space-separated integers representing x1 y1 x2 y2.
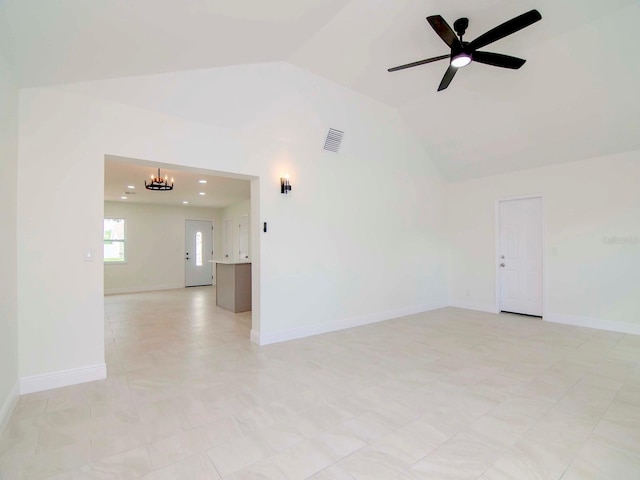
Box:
17 62 448 383
447 150 640 332
104 201 222 294
0 53 19 428
221 199 251 262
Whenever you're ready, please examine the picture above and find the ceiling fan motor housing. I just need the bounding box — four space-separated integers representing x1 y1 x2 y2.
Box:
450 40 470 57
453 17 469 38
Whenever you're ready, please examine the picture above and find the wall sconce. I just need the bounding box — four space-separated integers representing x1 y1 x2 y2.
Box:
280 175 292 195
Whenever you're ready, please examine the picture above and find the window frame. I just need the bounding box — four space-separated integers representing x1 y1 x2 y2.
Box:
103 217 127 264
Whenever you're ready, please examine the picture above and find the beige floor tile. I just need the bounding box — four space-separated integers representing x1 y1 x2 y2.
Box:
616 382 640 405
32 406 92 432
79 446 153 479
2 289 639 479
201 416 247 448
591 418 640 461
368 431 433 465
525 409 598 448
308 464 356 479
137 452 220 480
342 412 395 443
392 472 420 480
409 430 504 480
604 398 640 425
206 434 273 477
570 437 640 479
0 432 39 470
562 445 640 480
268 438 338 479
90 431 147 463
222 460 287 480
410 402 474 442
21 442 92 480
146 426 211 469
293 426 359 461
339 447 408 480
482 435 577 480
251 425 305 453
10 396 48 422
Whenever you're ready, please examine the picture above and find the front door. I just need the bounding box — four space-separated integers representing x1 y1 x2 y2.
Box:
185 220 213 287
498 197 543 316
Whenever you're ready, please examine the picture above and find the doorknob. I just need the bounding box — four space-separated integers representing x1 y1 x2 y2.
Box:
500 263 505 267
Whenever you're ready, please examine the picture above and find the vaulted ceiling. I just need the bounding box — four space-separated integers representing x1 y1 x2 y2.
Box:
2 0 639 181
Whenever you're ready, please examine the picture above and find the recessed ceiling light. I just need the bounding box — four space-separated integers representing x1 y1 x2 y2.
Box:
199 192 206 196
127 185 135 189
199 180 207 184
182 201 189 204
120 196 127 200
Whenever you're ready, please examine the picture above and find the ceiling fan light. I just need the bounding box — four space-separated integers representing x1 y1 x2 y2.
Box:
451 53 472 68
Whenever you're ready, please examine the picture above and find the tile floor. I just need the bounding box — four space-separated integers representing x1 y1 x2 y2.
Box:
1 287 640 479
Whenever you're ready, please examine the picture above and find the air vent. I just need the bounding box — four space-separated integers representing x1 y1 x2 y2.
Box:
323 128 344 153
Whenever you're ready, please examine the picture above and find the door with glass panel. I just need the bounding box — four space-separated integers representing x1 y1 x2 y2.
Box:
185 220 213 287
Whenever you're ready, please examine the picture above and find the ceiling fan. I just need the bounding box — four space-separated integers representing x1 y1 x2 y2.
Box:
388 9 542 91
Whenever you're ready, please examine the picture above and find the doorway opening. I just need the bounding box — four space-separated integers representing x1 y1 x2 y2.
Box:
103 154 259 334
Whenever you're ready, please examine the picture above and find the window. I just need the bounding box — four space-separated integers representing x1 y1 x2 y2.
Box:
104 218 126 263
195 231 203 266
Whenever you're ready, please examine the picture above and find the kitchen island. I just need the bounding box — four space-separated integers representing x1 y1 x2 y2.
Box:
215 261 252 313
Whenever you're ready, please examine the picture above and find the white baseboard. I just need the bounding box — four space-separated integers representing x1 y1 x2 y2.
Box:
19 363 107 395
105 284 185 295
251 303 447 346
450 301 500 314
0 381 19 436
545 313 640 336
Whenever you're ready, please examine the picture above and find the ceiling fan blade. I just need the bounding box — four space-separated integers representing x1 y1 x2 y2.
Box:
468 9 541 51
438 65 457 91
388 54 449 72
427 15 462 48
472 51 526 69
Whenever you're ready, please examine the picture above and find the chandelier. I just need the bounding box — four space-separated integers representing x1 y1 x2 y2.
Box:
145 168 174 191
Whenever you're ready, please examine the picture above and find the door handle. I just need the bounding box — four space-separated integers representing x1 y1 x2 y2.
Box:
500 263 505 267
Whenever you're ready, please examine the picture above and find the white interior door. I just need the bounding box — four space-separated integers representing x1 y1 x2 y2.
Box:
223 218 233 260
185 220 213 287
499 197 543 316
238 214 249 262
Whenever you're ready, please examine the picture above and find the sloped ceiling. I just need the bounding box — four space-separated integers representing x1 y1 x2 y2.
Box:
2 0 639 181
